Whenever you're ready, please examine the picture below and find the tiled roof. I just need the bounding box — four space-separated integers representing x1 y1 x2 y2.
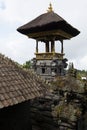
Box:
0 54 48 109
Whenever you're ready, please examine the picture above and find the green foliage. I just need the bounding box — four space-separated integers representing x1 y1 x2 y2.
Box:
22 60 31 69
77 69 87 80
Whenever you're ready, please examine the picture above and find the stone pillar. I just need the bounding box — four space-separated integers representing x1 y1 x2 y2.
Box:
51 40 55 52
60 40 63 54
51 39 55 52
45 41 49 52
36 40 38 53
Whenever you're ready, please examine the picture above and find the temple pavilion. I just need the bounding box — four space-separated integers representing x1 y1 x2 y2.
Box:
17 4 80 81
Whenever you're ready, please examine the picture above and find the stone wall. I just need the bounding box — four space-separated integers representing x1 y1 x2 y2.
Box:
30 89 87 130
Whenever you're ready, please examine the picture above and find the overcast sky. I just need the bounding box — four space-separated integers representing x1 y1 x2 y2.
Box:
0 0 87 70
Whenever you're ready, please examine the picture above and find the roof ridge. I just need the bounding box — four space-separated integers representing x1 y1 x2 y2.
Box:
0 53 21 67
0 53 48 86
0 53 48 109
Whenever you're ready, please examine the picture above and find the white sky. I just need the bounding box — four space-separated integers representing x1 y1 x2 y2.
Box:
0 0 87 70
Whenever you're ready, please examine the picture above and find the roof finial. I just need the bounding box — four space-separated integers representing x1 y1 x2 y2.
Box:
47 3 53 12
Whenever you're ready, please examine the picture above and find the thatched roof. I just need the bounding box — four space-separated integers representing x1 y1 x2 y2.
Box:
17 11 80 38
0 54 48 109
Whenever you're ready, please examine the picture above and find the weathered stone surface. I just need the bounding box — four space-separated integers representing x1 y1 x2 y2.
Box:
30 76 87 130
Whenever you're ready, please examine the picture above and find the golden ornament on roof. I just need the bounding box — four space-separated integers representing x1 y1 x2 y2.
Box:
47 3 53 12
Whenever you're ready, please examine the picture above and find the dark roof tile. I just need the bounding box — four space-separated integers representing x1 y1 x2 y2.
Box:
17 11 80 38
0 54 48 109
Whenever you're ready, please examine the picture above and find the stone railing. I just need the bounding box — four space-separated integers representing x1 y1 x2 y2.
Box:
35 52 64 60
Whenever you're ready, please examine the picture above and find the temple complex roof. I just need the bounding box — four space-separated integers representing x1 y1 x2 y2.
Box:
0 53 48 109
17 7 80 39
